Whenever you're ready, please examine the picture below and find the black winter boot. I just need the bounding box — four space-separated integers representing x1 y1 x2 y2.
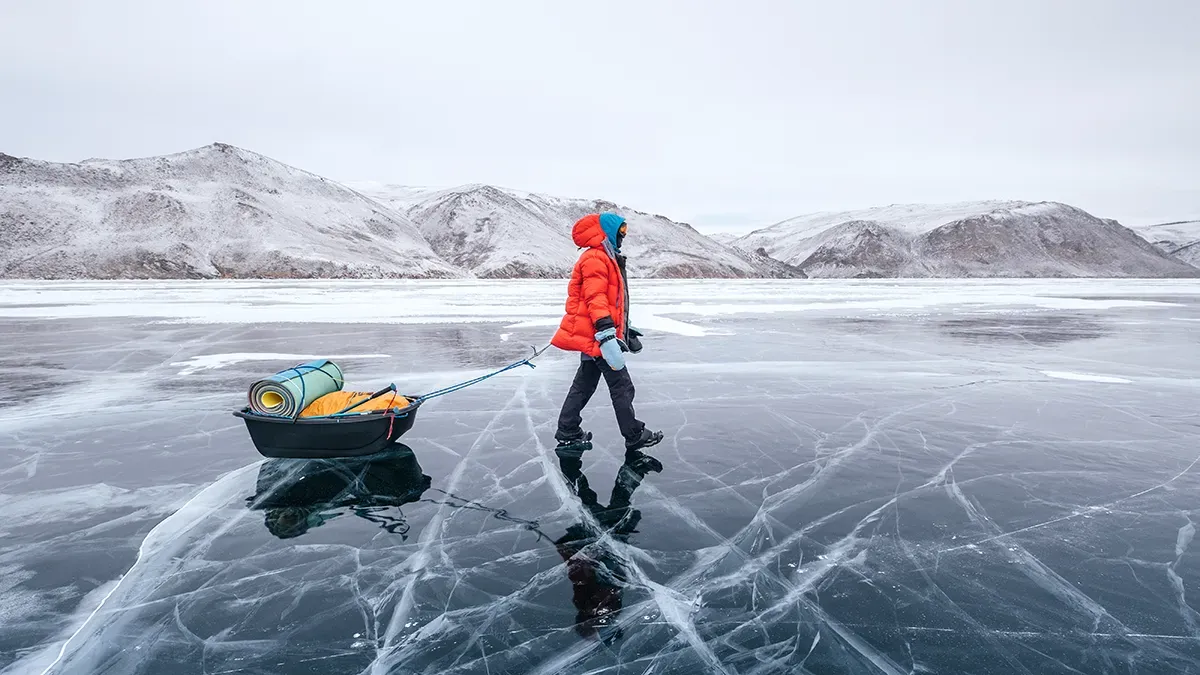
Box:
625 429 663 453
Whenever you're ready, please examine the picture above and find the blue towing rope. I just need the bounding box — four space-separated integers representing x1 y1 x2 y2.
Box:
252 345 551 422
414 344 550 404
322 344 550 419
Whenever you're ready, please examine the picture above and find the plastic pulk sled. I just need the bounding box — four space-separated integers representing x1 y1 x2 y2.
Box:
234 346 548 458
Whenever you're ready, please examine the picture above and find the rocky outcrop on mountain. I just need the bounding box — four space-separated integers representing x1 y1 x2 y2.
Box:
356 183 795 279
366 184 579 278
738 247 807 279
734 201 1199 278
0 144 462 279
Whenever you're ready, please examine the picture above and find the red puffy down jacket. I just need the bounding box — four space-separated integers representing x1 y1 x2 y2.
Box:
550 214 627 357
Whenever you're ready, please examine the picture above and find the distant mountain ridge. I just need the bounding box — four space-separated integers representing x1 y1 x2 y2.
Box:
0 143 798 279
356 182 805 279
0 143 460 279
1133 220 1200 268
733 201 1199 278
2 143 1194 279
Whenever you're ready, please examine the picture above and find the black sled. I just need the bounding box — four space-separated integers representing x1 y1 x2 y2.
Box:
234 346 547 460
234 397 421 459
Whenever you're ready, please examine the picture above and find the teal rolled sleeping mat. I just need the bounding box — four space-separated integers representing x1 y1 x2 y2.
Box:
247 360 344 417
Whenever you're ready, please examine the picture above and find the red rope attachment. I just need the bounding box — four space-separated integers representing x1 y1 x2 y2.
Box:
384 390 404 438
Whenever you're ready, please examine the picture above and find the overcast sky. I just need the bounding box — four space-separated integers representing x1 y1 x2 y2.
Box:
2 1 1197 232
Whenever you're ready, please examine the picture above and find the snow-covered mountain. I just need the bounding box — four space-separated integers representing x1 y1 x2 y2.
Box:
1134 220 1200 268
734 201 1199 278
0 144 462 279
355 183 803 278
361 184 582 278
6 144 1190 281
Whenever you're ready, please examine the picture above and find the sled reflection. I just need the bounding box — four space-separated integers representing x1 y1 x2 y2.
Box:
554 448 663 644
247 444 432 539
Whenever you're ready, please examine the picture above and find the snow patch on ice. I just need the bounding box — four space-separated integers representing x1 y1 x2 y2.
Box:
0 372 150 433
0 484 192 527
636 314 708 337
504 318 559 329
506 311 708 337
170 352 390 376
1041 371 1133 384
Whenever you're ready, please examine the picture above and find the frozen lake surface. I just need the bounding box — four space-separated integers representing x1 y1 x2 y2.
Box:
2 279 1199 674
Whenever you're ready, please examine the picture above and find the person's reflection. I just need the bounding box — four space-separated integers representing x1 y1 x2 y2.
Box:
247 445 432 539
554 447 663 643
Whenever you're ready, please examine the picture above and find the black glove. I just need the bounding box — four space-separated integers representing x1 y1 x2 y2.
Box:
626 327 644 354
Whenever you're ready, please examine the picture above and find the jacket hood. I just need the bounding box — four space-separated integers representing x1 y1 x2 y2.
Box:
599 212 625 251
572 212 626 250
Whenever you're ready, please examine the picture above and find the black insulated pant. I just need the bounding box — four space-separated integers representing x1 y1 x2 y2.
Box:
556 357 645 444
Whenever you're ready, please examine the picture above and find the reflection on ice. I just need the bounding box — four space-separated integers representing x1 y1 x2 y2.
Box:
939 313 1111 345
554 447 664 644
248 448 431 539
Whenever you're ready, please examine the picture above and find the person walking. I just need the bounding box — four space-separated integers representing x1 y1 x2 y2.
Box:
550 212 663 455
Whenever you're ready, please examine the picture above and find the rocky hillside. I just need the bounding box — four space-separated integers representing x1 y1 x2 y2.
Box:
363 184 583 278
0 144 462 279
734 201 1199 278
5 144 1190 280
356 183 803 278
1134 220 1200 268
